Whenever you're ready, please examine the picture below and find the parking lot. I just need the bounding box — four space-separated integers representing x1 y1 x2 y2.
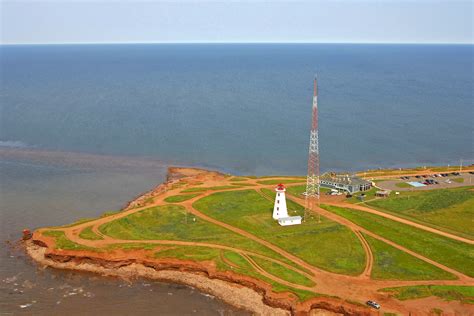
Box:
376 171 474 191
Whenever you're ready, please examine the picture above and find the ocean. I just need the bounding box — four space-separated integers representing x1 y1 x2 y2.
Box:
0 43 472 314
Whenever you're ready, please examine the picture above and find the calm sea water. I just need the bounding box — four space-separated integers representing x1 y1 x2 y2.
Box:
0 44 473 314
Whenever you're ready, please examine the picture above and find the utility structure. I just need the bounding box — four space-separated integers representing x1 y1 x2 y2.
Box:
304 76 321 222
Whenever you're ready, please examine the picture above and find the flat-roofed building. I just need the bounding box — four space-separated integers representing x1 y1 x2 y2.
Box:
375 190 390 198
319 172 372 194
278 216 302 226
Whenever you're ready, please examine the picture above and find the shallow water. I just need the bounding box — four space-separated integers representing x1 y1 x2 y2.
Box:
0 156 248 315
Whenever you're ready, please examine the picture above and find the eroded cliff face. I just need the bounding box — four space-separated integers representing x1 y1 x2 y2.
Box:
26 240 371 316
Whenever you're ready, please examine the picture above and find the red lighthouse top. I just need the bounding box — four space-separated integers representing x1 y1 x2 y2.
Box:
276 183 286 191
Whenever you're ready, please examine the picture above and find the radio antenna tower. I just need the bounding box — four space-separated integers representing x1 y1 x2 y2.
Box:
304 76 321 223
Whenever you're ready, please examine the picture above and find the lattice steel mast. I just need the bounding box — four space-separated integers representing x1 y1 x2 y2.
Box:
305 76 321 222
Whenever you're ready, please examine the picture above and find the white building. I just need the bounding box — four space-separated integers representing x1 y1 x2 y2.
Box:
278 216 302 226
273 183 302 226
320 172 372 194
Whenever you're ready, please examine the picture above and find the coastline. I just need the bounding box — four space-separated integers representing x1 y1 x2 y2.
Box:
24 167 373 315
25 242 289 316
25 241 368 315
23 166 473 315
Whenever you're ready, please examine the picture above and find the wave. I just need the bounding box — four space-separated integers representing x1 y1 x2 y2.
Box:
0 140 29 148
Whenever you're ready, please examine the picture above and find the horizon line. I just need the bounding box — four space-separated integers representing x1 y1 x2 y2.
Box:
1 41 473 46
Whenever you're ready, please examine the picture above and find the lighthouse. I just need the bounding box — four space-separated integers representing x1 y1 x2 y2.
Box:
273 183 302 226
273 183 289 219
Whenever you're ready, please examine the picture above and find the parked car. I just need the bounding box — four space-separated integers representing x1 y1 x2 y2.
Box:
366 300 381 309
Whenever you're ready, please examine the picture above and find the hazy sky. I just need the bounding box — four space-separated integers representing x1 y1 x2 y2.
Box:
1 0 472 44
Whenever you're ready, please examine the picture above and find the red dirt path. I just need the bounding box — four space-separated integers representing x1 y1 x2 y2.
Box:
33 167 474 315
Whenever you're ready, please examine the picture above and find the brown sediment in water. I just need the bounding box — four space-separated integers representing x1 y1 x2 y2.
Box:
25 240 369 316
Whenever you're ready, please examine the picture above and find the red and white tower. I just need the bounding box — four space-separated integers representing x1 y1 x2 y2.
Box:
305 76 320 221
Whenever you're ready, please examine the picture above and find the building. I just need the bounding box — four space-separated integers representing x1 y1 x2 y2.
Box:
273 183 302 226
319 172 372 194
278 216 302 226
375 190 390 198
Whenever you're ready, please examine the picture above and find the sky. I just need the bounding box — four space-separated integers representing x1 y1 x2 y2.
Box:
1 0 473 44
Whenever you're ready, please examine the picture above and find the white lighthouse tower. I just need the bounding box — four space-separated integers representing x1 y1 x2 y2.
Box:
273 183 302 226
273 183 289 219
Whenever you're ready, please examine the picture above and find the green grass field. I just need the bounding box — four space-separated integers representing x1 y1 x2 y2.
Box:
366 186 474 239
43 230 99 251
98 204 298 267
282 184 330 198
155 246 319 301
164 193 201 203
395 182 412 188
155 245 224 263
345 187 379 203
79 226 104 240
380 285 474 304
321 205 474 277
221 251 319 301
193 190 366 275
362 234 455 280
251 255 315 287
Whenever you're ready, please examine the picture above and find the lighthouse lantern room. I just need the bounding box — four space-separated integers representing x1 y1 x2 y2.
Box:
273 183 289 219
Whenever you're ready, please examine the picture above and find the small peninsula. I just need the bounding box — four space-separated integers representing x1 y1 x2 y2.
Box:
25 167 474 315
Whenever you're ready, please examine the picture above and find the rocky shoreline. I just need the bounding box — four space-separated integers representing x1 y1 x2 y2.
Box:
26 240 374 315
25 241 290 315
